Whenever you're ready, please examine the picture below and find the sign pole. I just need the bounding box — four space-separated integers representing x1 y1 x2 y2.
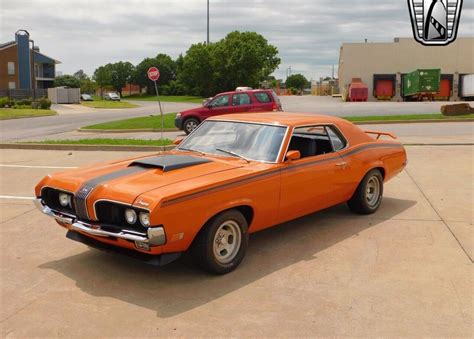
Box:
153 80 164 151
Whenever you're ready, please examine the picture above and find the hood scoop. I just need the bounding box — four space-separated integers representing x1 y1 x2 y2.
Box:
129 155 211 172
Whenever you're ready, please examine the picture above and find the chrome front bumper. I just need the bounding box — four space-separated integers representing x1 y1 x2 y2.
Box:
35 199 166 246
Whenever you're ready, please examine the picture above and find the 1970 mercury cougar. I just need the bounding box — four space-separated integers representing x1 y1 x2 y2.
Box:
35 113 407 274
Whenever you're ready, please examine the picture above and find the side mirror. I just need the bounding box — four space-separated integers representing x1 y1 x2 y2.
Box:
173 138 184 145
286 150 301 161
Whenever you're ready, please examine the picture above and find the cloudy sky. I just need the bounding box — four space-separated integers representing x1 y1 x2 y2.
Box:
1 0 472 80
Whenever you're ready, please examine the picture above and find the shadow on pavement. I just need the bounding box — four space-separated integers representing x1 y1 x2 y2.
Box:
40 197 415 318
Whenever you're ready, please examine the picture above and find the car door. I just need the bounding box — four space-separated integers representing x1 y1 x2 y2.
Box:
277 125 348 223
228 93 252 114
251 91 273 112
204 94 231 119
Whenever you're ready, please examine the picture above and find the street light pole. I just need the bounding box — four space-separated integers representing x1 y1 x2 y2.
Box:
207 0 210 44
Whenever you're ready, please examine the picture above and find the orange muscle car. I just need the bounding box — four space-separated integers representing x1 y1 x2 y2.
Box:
35 113 407 274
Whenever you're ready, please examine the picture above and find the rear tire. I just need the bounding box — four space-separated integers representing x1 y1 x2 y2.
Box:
347 169 383 214
192 210 249 274
183 118 199 135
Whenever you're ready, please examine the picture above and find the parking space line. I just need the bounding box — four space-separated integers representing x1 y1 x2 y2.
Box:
0 164 77 169
0 195 36 200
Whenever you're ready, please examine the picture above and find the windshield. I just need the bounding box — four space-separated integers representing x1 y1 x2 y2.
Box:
178 120 287 163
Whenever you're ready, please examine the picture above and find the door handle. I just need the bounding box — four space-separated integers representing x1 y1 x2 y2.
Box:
335 162 347 168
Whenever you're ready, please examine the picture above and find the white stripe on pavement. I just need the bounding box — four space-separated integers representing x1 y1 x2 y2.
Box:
0 164 77 169
0 195 36 200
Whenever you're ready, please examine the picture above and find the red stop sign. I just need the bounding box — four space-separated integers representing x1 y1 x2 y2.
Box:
147 67 160 81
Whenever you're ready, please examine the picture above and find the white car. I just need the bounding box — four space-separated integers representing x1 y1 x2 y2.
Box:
235 86 253 91
104 92 121 101
80 94 93 101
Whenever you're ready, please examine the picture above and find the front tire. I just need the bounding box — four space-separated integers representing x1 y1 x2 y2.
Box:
347 169 383 214
183 118 199 135
192 210 249 274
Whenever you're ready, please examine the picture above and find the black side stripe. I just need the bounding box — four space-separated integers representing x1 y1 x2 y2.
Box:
74 166 148 219
160 143 403 207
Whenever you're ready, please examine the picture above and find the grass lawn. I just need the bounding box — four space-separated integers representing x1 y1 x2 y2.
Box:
0 108 57 120
123 94 203 104
27 138 173 146
81 100 139 109
344 113 473 122
82 113 177 130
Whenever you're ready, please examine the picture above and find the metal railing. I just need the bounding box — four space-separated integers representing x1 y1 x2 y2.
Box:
0 89 48 100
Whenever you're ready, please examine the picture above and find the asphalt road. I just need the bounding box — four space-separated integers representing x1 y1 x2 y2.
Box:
0 101 195 142
0 145 472 336
1 96 469 142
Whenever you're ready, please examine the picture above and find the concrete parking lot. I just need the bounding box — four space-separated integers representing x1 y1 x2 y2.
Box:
0 145 472 337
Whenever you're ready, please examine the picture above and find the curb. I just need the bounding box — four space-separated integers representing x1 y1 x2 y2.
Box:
352 118 474 125
77 128 180 133
0 143 175 152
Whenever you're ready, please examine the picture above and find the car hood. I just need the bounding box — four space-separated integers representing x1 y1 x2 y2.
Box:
181 106 207 115
37 152 246 207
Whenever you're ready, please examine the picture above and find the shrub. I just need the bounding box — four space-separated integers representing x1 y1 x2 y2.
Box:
0 97 8 108
38 98 52 109
17 98 32 106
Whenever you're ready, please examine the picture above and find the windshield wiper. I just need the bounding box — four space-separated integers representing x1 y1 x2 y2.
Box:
178 147 206 156
215 148 250 163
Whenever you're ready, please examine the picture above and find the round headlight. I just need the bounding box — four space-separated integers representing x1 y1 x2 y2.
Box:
139 212 150 227
58 193 71 207
124 209 137 224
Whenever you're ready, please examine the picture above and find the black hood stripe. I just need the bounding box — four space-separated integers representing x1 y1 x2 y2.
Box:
74 166 148 219
73 155 211 219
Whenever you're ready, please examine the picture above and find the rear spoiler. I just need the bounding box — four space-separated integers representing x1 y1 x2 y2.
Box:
364 130 397 140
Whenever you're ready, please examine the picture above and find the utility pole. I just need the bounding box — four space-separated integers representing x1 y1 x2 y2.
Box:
207 0 210 45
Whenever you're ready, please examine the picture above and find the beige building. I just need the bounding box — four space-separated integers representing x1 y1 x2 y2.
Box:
338 37 474 101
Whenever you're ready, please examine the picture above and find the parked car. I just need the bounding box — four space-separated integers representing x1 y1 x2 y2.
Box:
35 112 407 274
236 86 253 91
80 94 93 101
104 92 120 101
175 89 282 134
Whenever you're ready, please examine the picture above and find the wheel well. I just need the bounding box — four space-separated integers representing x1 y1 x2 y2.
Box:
233 205 254 227
373 167 385 179
184 116 200 123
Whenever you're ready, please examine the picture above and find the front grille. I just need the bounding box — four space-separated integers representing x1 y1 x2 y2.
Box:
95 201 148 233
41 187 75 215
74 184 94 219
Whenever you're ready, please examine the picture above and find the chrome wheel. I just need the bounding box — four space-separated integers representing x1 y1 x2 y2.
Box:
213 220 242 264
185 120 198 133
366 175 381 207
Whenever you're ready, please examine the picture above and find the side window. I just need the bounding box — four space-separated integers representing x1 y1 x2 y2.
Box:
254 92 271 103
288 125 334 158
326 126 347 151
232 93 251 106
211 95 229 107
8 81 16 89
7 62 15 75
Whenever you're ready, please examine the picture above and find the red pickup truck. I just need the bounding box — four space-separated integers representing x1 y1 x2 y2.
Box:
175 89 282 134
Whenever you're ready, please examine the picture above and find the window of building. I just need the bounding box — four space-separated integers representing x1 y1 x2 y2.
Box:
8 81 16 89
7 62 15 75
232 93 251 106
254 92 271 103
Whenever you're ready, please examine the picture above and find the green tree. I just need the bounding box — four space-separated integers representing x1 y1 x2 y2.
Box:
178 43 214 97
73 69 88 81
133 54 176 94
110 61 134 96
211 31 280 92
179 31 280 97
93 65 112 97
286 74 308 90
53 75 80 88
